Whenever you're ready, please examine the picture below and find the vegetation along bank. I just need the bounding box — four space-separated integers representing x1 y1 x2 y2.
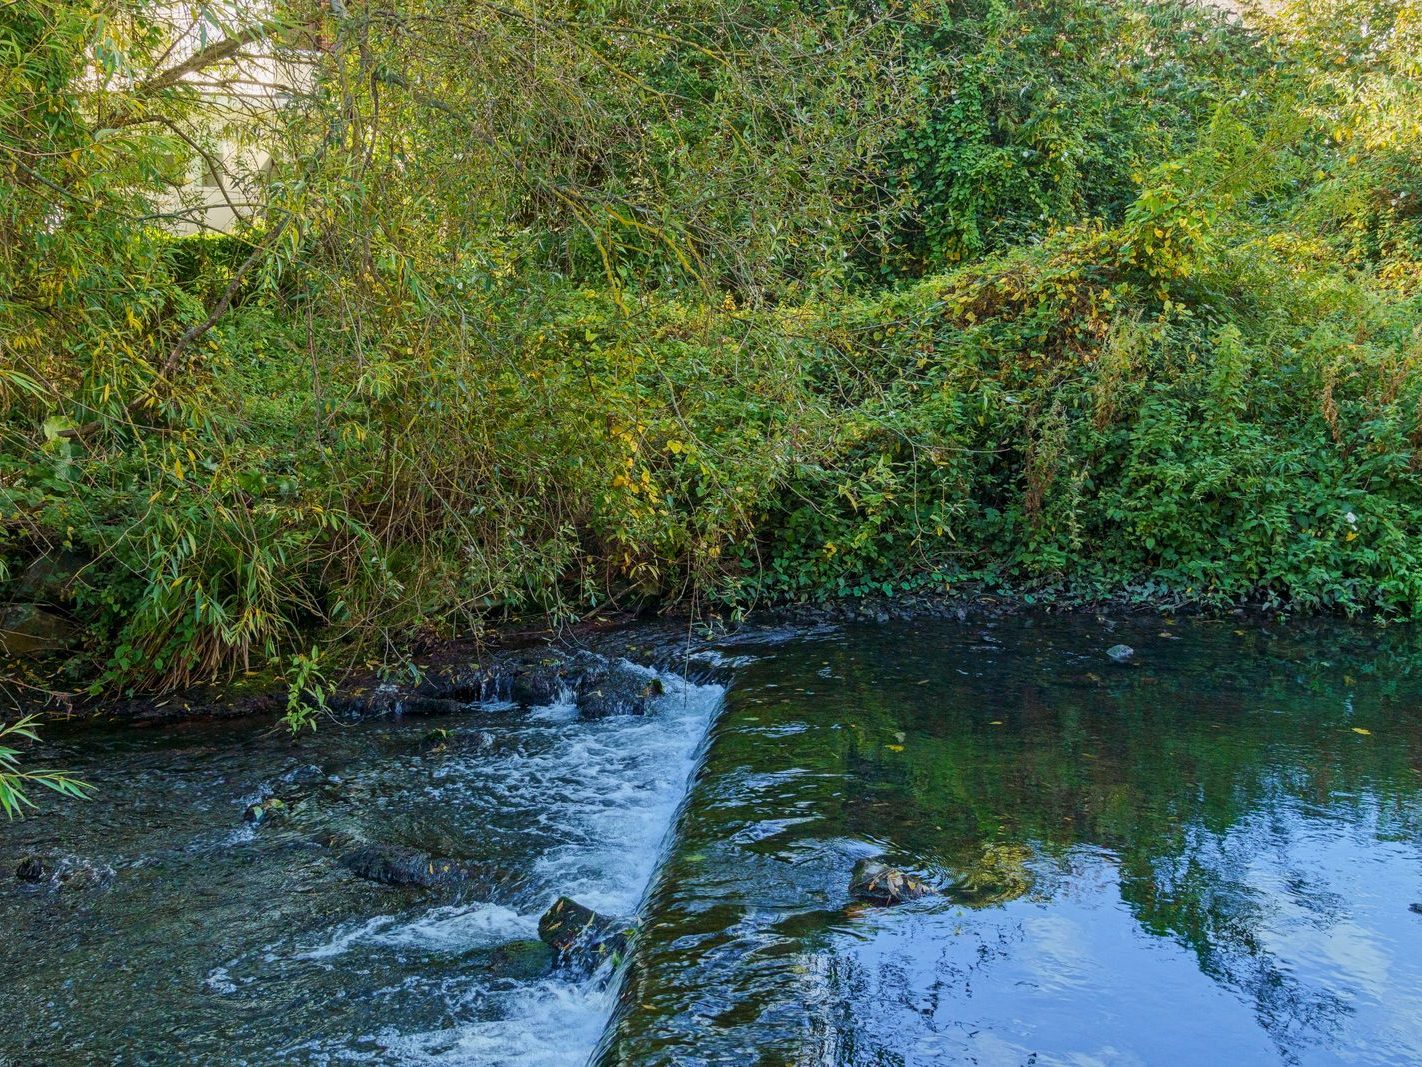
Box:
2 0 1420 712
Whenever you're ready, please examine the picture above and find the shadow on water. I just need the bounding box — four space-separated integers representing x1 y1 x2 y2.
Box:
600 615 1422 1066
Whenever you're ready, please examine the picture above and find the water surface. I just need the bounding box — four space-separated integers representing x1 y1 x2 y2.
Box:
4 616 1422 1066
0 663 721 1065
604 616 1422 1066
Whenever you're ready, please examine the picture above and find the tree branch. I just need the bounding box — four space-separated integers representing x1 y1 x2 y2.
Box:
137 21 283 96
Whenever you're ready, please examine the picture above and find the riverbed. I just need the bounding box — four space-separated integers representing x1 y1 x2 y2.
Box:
4 614 1421 1065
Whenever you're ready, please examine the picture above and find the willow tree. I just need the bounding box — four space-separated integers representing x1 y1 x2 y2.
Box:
0 0 914 690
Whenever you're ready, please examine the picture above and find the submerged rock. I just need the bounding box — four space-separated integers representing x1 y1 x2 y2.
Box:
1106 643 1135 663
538 896 631 970
422 727 495 755
944 843 1035 906
14 853 114 891
337 842 474 888
470 938 557 980
242 764 331 824
277 763 328 792
849 859 934 905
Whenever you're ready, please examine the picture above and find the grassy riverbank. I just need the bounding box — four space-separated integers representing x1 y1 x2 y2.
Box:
3 0 1420 697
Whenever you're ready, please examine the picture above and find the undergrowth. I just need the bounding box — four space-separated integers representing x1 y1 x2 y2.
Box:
1 0 1419 695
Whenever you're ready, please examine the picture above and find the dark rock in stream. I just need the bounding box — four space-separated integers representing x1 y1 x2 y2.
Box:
399 696 470 718
538 896 632 971
337 841 477 888
849 859 935 905
510 658 572 706
574 659 664 718
14 853 115 892
243 796 287 825
504 650 667 716
416 663 504 703
15 856 46 883
310 646 671 724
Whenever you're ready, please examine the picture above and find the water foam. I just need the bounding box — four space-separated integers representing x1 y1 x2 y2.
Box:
305 664 723 1066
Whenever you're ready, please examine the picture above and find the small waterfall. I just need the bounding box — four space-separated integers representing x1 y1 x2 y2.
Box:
292 660 725 1066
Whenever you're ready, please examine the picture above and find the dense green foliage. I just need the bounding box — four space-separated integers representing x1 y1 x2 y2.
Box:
2 0 1420 693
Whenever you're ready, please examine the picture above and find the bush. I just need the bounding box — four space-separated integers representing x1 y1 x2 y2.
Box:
2 0 1420 693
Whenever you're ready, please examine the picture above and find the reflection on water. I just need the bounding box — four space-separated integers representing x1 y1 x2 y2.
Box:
4 616 1422 1065
603 616 1422 1066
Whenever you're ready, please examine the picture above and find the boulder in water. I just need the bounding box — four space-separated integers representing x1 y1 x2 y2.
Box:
538 896 631 970
338 842 473 888
1106 644 1135 664
510 659 572 706
399 696 469 718
576 661 664 718
849 859 934 905
15 856 46 883
417 663 501 703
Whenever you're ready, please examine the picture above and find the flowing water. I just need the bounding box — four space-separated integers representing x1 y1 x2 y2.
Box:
0 662 723 1065
4 616 1422 1065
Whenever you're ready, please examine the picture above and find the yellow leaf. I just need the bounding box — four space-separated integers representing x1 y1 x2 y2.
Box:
1352 727 1372 736
667 440 684 454
885 744 904 752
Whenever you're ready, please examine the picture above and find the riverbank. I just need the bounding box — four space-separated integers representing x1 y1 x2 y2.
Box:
6 582 1403 730
6 0 1420 700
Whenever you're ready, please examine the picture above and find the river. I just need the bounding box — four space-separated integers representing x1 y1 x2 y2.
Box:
3 613 1421 1065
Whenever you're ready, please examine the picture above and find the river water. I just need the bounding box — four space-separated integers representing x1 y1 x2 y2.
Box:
3 615 1422 1065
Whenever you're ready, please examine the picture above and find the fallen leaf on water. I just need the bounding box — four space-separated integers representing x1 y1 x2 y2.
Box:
1352 727 1372 736
886 743 904 752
